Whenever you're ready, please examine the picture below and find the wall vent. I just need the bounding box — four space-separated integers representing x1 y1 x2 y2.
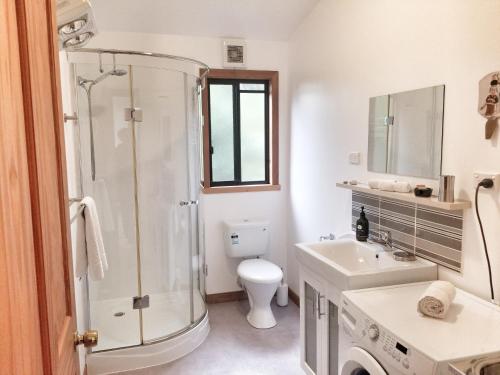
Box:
222 39 247 68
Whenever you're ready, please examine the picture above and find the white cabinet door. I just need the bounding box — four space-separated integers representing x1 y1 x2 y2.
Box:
325 283 342 375
326 299 340 375
300 267 328 375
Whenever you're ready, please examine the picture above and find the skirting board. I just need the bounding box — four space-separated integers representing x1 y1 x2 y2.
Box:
206 289 300 307
206 291 247 304
288 288 300 307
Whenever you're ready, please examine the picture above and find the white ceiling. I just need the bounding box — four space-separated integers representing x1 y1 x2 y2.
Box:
91 0 319 41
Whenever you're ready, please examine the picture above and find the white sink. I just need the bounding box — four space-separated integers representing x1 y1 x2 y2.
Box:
295 234 437 291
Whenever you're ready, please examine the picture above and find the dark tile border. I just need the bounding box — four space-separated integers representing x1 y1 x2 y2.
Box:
351 191 463 272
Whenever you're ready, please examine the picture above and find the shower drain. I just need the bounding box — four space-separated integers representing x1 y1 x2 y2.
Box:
114 312 125 317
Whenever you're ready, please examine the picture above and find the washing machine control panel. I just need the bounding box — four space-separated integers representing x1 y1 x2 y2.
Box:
340 300 436 375
378 326 411 371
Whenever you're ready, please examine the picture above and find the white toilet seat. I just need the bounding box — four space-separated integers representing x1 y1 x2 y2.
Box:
237 259 282 284
237 259 283 329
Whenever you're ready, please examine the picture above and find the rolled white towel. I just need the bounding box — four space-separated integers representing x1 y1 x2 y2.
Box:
368 179 382 189
417 281 456 319
394 181 412 193
379 180 396 192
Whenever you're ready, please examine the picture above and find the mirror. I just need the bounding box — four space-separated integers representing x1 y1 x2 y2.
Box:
367 85 445 180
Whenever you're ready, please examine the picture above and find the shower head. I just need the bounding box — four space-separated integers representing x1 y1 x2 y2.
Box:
78 68 128 88
91 68 128 85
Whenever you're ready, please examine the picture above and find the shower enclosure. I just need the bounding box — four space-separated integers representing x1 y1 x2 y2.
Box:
67 49 209 371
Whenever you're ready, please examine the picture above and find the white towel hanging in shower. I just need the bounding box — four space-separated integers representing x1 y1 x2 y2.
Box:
79 196 109 281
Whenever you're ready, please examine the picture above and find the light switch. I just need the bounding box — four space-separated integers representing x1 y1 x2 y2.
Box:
349 152 361 165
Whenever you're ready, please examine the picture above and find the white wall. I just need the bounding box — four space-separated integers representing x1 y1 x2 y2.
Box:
287 0 500 300
68 31 290 296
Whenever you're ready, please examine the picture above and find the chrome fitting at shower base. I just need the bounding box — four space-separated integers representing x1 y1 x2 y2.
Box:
133 295 150 310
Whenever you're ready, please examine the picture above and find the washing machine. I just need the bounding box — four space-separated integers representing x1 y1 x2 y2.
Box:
338 282 500 375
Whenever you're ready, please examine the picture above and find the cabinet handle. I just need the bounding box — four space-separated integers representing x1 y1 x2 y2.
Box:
317 293 326 319
312 292 317 317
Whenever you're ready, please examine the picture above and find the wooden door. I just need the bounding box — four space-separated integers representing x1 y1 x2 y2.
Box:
0 1 45 374
0 0 78 374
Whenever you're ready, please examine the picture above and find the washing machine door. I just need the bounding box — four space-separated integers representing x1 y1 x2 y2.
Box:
341 347 388 375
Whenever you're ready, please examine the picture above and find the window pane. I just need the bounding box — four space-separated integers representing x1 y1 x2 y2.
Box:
210 84 234 182
240 92 266 182
240 83 265 91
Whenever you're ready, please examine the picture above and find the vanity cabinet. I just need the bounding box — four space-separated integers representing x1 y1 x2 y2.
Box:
300 267 341 375
296 233 437 375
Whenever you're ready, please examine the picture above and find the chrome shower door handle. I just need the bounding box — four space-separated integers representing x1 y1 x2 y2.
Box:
124 107 143 122
179 200 198 207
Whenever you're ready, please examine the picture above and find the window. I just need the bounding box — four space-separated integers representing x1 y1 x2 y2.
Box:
209 79 269 185
201 70 279 193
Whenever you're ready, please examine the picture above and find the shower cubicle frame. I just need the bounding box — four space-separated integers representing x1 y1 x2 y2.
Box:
68 47 211 371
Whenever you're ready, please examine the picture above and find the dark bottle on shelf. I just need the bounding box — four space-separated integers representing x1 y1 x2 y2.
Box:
356 206 369 242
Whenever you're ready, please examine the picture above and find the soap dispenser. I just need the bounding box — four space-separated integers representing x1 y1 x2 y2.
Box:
356 206 369 242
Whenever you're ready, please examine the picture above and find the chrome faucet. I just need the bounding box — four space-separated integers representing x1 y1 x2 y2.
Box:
319 233 336 242
368 229 393 251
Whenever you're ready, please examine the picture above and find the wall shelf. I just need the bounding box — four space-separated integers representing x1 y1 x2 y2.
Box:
336 182 471 211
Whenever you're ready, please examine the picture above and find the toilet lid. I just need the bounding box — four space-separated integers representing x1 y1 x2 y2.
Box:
237 259 283 284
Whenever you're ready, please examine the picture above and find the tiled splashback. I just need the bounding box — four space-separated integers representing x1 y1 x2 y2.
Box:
351 191 463 272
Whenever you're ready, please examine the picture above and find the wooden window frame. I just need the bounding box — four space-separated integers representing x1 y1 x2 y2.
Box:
201 69 280 194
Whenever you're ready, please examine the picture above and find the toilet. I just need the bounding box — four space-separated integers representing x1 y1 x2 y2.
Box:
223 220 283 329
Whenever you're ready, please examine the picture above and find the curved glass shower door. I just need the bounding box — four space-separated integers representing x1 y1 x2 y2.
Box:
76 63 142 351
74 58 206 352
132 66 205 342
